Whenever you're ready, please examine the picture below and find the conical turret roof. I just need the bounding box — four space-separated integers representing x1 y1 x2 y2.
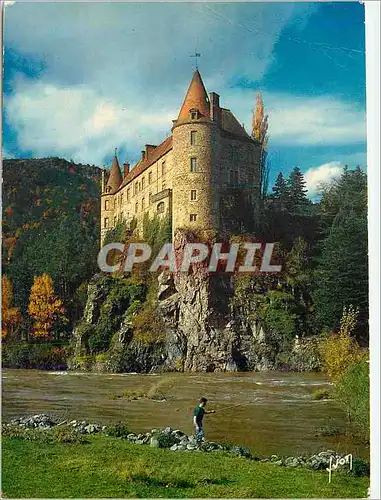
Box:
105 154 123 192
177 70 210 121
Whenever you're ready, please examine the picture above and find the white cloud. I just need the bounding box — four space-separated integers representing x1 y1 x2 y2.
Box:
226 91 366 146
5 78 367 167
304 161 344 197
5 81 175 165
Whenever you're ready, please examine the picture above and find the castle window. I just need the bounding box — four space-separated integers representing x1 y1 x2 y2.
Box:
127 189 130 201
148 171 152 184
104 217 109 228
190 214 197 222
114 199 117 209
135 202 138 213
162 181 166 191
162 161 166 177
114 216 117 226
190 131 197 145
134 182 138 195
104 200 109 210
120 193 124 205
190 109 199 120
149 192 152 203
190 190 197 201
190 157 198 173
142 197 145 210
157 202 165 214
142 177 145 190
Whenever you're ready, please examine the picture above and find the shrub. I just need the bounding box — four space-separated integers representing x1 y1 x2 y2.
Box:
49 425 87 444
347 458 370 477
154 432 178 448
131 303 166 345
312 388 331 400
334 360 369 442
2 424 87 444
104 422 131 439
319 306 367 381
2 343 68 369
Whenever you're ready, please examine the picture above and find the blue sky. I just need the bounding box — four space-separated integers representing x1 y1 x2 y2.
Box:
2 2 366 196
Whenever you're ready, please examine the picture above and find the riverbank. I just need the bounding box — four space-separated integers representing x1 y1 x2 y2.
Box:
2 431 368 498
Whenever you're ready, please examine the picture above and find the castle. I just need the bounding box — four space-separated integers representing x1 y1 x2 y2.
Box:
100 70 262 244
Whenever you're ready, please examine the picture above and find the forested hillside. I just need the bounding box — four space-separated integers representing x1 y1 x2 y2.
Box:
2 158 101 336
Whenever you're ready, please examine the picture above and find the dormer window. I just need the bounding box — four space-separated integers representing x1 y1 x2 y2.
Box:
190 108 199 120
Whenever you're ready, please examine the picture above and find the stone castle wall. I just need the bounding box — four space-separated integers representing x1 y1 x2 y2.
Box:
100 148 173 242
172 122 219 235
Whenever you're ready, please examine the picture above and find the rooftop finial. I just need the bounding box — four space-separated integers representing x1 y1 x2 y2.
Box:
114 147 118 157
190 50 201 70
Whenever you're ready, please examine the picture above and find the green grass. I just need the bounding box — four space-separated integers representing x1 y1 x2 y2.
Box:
2 434 368 498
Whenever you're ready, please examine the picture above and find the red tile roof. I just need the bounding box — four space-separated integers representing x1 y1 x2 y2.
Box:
177 70 210 122
106 155 123 192
117 136 173 191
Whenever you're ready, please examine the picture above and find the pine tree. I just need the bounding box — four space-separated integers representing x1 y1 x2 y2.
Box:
313 166 368 339
1 276 22 339
313 211 368 337
287 167 309 213
272 172 290 208
28 274 67 339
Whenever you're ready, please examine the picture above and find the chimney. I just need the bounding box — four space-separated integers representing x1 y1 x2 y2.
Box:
101 169 106 193
209 92 221 125
123 162 130 178
141 151 146 160
145 144 157 158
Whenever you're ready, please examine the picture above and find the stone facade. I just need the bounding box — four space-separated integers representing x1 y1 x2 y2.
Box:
100 70 262 244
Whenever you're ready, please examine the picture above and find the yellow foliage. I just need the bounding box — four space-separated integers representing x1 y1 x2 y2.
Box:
319 306 367 381
28 274 67 338
1 276 22 338
252 92 268 146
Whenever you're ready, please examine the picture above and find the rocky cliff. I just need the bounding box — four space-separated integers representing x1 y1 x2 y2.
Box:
69 231 321 373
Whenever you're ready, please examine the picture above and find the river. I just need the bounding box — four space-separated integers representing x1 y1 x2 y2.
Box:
2 368 368 458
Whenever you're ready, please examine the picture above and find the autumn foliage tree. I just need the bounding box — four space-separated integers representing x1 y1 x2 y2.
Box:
252 93 269 197
28 274 67 339
1 276 22 339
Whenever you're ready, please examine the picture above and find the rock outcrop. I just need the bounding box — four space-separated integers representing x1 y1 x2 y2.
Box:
69 232 321 373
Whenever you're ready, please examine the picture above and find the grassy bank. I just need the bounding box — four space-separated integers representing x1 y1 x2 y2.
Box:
2 434 368 498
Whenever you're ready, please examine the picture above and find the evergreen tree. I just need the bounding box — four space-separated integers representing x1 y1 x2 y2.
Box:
313 167 368 339
313 211 368 338
288 167 309 213
272 172 290 208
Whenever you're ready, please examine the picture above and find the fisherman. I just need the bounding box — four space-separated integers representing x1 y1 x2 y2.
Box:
193 397 215 441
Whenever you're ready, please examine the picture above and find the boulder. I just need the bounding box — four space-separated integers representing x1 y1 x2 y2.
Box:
150 436 160 448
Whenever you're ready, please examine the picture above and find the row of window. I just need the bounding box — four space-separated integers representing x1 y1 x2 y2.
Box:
105 189 198 211
103 210 198 229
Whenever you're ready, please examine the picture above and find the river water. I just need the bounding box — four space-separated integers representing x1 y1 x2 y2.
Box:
2 369 368 458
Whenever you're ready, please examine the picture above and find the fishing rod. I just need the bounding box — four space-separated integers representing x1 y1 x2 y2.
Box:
214 400 257 413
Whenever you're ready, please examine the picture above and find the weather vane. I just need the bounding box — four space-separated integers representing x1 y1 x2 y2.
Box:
190 50 201 70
